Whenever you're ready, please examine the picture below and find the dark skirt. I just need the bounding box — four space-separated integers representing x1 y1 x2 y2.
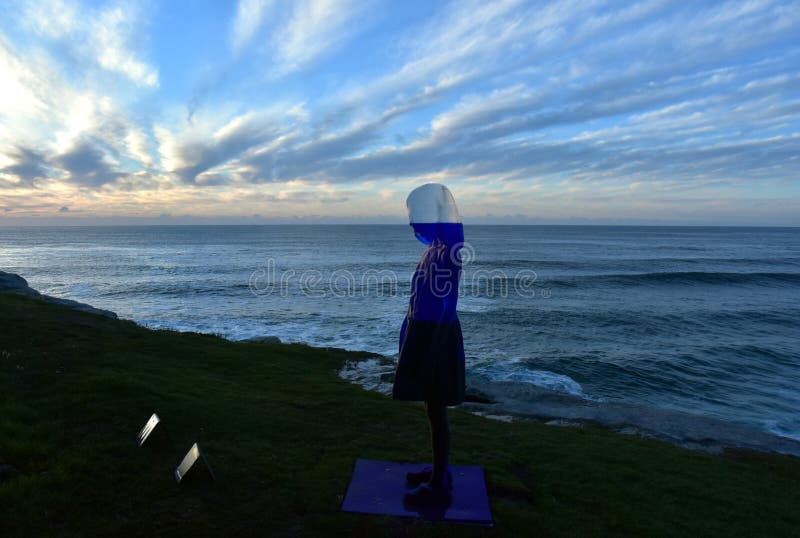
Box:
392 318 465 406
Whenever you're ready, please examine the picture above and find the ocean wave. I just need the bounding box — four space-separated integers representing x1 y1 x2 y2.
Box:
102 282 254 297
763 420 800 442
481 368 586 397
541 271 800 288
471 257 800 271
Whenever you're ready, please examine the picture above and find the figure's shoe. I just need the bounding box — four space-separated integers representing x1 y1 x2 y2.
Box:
405 466 432 488
405 466 453 489
403 482 452 510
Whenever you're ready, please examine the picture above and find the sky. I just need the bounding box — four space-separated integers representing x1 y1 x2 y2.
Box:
0 0 798 226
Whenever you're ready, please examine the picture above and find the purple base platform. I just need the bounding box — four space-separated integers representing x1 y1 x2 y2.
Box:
341 459 493 526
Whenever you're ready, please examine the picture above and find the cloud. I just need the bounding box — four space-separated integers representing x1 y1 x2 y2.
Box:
52 139 124 186
230 0 371 74
0 146 50 186
274 0 366 73
231 0 274 54
19 0 80 39
21 0 158 86
152 109 293 183
124 126 153 167
92 3 158 87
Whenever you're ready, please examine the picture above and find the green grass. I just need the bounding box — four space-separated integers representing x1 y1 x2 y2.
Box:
1 292 799 537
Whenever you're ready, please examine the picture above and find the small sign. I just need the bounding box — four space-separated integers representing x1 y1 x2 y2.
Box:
175 443 216 484
137 413 161 447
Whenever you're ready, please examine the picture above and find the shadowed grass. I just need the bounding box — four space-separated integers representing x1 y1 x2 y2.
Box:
1 292 799 537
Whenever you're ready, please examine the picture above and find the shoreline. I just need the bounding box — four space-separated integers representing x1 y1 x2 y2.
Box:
3 268 798 458
339 357 800 457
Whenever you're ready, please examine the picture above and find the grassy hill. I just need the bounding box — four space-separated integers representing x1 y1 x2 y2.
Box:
1 292 799 537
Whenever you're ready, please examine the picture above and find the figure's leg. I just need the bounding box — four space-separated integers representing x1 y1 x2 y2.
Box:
403 401 453 508
425 400 450 487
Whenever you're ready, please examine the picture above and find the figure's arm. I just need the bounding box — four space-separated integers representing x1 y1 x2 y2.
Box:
430 247 461 321
439 267 460 320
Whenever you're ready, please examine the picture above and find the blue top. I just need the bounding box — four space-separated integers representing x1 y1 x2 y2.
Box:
399 222 464 351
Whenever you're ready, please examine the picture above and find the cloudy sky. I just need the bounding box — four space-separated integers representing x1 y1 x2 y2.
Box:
0 0 798 225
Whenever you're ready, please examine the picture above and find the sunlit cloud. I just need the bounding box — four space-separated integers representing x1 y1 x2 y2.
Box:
229 0 371 75
21 0 158 86
230 0 273 54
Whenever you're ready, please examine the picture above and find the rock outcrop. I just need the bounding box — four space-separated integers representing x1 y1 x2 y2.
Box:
241 335 282 344
0 271 118 319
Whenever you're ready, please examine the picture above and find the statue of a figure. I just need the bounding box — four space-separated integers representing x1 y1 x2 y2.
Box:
393 183 465 507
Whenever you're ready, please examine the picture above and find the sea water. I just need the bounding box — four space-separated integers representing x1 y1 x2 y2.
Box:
1 225 798 440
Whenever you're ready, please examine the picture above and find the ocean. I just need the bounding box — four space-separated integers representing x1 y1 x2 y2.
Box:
1 225 798 442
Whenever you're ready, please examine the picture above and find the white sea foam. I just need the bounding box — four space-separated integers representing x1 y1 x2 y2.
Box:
481 367 585 397
338 358 394 396
469 410 515 422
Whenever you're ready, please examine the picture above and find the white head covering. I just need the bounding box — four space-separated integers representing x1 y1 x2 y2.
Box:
406 183 461 224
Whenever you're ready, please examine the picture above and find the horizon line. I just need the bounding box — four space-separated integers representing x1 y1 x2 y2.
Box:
1 222 798 229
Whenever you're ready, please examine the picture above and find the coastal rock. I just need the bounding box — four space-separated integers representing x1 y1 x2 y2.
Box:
463 392 495 404
0 270 118 319
468 379 800 457
0 271 38 296
42 296 118 319
464 381 497 404
242 335 281 344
